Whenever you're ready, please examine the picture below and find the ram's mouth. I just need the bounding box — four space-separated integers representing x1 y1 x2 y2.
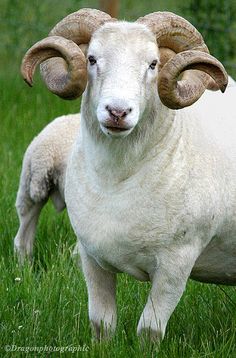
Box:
103 120 133 133
100 122 133 137
104 126 130 132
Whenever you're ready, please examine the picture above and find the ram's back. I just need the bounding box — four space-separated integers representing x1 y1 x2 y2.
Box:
16 114 80 213
192 77 236 161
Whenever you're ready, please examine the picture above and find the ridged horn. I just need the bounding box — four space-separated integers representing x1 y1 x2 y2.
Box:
21 36 87 99
158 50 228 109
137 12 209 54
137 12 228 108
21 8 116 99
48 8 115 44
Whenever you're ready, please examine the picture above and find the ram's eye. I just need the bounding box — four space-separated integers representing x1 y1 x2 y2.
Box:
88 55 97 65
149 60 158 70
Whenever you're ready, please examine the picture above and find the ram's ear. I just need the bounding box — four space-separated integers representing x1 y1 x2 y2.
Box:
79 44 88 56
158 50 228 109
158 47 176 70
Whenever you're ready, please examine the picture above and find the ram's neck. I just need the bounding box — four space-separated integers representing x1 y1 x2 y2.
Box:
80 96 182 185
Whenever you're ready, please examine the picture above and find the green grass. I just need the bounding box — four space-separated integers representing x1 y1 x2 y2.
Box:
1 1 236 357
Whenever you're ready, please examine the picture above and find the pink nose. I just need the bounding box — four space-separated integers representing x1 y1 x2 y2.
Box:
106 105 132 120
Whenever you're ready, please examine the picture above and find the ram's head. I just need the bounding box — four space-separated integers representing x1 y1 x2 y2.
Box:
21 8 228 137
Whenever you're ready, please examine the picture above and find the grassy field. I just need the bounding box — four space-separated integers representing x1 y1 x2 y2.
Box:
1 1 236 357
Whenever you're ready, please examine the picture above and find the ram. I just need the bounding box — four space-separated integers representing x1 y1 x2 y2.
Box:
20 8 236 342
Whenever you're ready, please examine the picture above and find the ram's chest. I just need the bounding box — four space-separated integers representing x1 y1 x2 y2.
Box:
65 154 188 279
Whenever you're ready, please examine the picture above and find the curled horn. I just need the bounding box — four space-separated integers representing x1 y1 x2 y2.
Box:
21 8 116 99
21 36 87 99
137 12 228 109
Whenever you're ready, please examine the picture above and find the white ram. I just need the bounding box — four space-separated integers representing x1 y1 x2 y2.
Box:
21 9 235 342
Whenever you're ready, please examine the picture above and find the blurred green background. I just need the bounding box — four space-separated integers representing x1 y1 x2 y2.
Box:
0 1 236 356
1 0 236 76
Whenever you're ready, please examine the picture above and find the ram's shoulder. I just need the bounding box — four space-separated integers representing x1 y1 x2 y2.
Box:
35 113 80 139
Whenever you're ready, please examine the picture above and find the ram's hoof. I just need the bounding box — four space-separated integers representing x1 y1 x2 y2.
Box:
138 327 163 344
91 320 114 342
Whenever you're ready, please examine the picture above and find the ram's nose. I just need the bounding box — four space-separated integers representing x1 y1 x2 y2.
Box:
106 105 132 122
97 100 136 137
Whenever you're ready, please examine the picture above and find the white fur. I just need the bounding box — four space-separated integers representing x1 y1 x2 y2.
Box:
14 114 79 262
64 22 236 341
17 20 236 342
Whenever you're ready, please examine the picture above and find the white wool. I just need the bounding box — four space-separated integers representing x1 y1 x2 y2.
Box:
65 22 236 340
16 18 236 342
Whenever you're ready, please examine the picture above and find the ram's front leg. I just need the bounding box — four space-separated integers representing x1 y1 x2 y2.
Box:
14 200 44 263
79 243 117 340
137 243 201 342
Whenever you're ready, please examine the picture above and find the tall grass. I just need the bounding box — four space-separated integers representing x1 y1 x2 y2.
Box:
0 2 236 357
